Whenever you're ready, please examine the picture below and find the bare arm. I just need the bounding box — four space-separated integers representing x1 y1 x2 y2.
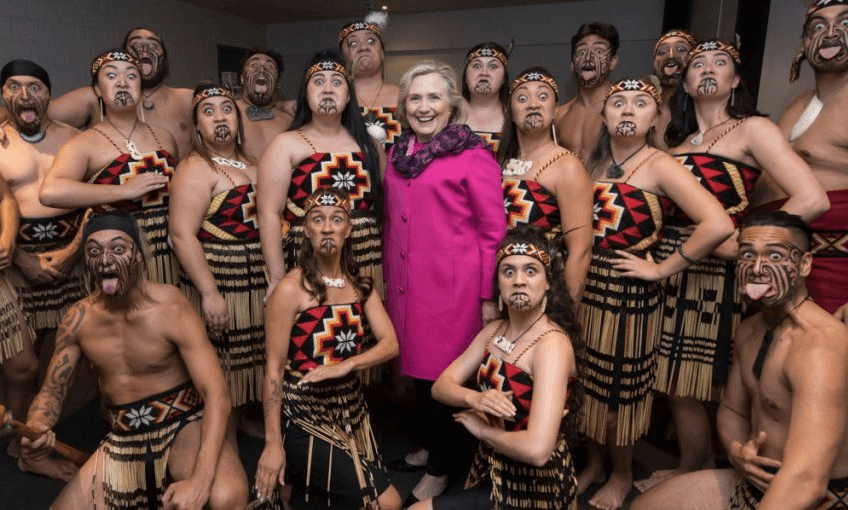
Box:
165 290 231 499
40 134 168 208
0 176 20 270
257 133 296 296
758 325 848 510
551 156 592 303
255 274 300 500
456 333 573 467
47 87 98 129
613 152 734 281
745 117 829 222
168 158 229 333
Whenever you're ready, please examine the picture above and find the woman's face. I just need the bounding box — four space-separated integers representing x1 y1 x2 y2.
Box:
683 50 740 100
510 81 556 134
304 205 351 256
498 254 548 311
405 72 452 142
602 90 659 139
195 96 238 147
466 56 505 97
95 61 141 113
306 70 350 117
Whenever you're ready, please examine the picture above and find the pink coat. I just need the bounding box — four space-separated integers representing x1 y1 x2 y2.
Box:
383 146 506 381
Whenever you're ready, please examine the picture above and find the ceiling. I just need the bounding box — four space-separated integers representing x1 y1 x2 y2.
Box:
181 0 575 23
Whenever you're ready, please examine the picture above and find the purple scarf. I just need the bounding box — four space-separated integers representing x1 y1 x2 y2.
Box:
390 123 487 179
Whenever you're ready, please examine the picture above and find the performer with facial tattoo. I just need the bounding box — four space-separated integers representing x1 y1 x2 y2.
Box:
651 30 696 150
338 16 402 151
462 42 510 153
170 83 267 427
22 212 248 509
255 187 401 510
258 51 384 303
408 229 582 510
555 22 620 164
0 60 88 341
650 40 829 492
752 1 848 319
40 50 180 286
631 210 848 510
578 77 733 510
48 27 195 158
236 49 295 160
498 68 593 304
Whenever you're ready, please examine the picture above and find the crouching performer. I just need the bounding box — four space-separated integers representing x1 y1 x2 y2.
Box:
256 187 401 509
22 212 248 509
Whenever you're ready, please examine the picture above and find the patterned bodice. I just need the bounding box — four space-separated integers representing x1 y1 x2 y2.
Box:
284 152 375 222
475 131 502 154
673 153 761 227
592 181 669 252
362 106 402 151
287 302 369 375
503 178 561 232
477 350 534 432
89 150 175 212
198 183 259 242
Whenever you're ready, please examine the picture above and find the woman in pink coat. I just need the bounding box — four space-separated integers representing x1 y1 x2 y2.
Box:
383 59 506 504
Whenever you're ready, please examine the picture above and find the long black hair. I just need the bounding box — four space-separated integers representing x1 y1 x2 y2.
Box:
493 227 585 442
290 50 383 221
461 42 510 107
665 41 765 148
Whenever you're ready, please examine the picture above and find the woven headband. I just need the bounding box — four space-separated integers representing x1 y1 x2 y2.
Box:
605 78 662 105
653 30 697 55
792 0 848 81
466 47 508 67
337 21 382 43
91 51 139 77
303 188 352 215
192 85 235 108
496 242 552 272
509 71 559 98
305 60 350 82
685 40 741 66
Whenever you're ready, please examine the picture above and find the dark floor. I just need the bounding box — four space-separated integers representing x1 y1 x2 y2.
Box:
1 394 677 510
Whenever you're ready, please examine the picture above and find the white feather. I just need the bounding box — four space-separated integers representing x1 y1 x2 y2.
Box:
364 11 389 31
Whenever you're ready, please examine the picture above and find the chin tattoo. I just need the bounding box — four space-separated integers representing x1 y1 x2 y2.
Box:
615 121 637 137
696 77 719 96
213 124 232 143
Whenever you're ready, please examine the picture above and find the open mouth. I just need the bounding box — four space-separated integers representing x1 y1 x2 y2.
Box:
254 76 269 94
140 57 154 76
819 44 843 60
744 282 773 301
663 62 680 76
100 271 119 295
18 107 37 124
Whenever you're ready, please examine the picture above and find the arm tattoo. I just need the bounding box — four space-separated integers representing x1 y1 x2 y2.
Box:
263 377 283 415
27 305 85 427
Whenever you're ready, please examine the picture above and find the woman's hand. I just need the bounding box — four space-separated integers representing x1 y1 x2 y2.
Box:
298 360 353 385
454 409 493 440
201 290 230 338
468 389 515 418
611 250 663 281
255 441 285 503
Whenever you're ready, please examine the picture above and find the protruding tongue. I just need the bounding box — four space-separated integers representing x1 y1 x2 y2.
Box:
141 62 153 76
19 109 36 123
581 70 597 81
102 277 119 295
745 283 771 301
820 46 841 60
663 64 679 76
255 83 268 94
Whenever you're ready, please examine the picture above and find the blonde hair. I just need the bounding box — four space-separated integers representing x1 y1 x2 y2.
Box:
396 59 467 129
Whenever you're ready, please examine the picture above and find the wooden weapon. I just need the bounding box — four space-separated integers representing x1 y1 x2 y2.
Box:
0 404 89 466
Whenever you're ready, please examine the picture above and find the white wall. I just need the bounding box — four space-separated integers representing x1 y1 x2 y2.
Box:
266 0 665 102
0 0 265 95
757 0 814 119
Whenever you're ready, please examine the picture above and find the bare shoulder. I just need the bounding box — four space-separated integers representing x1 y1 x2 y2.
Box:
785 305 848 379
276 100 296 118
782 90 816 118
556 98 576 119
175 152 212 176
49 119 81 139
740 115 780 137
167 86 194 104
149 282 194 312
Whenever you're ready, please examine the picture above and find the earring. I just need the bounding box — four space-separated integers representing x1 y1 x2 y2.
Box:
730 88 736 108
551 123 559 146
98 97 104 123
140 104 145 123
498 295 503 312
541 295 547 311
237 128 242 145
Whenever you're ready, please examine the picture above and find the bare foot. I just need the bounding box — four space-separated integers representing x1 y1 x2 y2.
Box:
577 462 606 495
588 472 632 510
18 454 78 481
633 468 681 493
411 473 448 500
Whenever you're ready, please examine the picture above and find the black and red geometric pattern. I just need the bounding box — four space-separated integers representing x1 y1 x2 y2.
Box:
199 183 259 241
18 210 84 252
288 303 368 374
89 150 175 212
503 178 560 230
284 152 374 221
362 106 402 152
592 181 669 252
475 130 502 154
674 153 761 227
107 382 202 433
477 351 534 432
